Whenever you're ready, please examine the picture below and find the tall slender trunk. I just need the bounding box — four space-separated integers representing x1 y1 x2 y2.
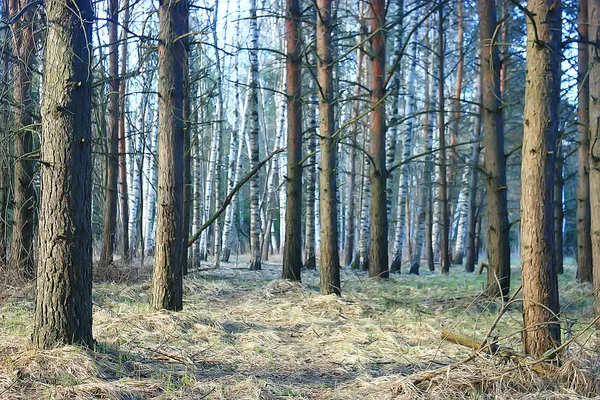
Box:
222 72 251 261
386 0 403 236
10 0 36 279
248 0 261 270
151 0 188 311
304 95 317 270
33 0 93 348
554 146 564 275
359 125 370 271
119 0 130 262
99 0 120 269
409 25 433 275
282 0 303 280
145 114 158 256
317 0 340 294
590 0 600 317
478 0 511 299
182 12 191 274
464 86 483 272
343 17 365 266
447 0 464 229
437 2 450 274
368 0 388 279
577 0 592 283
211 0 224 268
451 168 469 264
391 40 417 273
521 0 561 356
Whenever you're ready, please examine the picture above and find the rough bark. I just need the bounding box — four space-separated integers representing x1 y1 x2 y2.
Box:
282 0 303 281
554 145 564 275
520 0 561 356
9 0 36 280
118 0 130 262
178 12 190 274
577 0 592 283
99 0 120 269
151 0 187 311
478 0 511 299
32 0 93 348
316 0 340 294
589 0 600 317
368 0 388 279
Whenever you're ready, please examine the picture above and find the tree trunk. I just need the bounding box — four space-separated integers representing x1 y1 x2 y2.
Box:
391 40 417 273
182 12 191 274
451 168 469 264
304 97 317 270
368 0 388 279
386 0 403 239
447 0 464 232
9 0 36 280
221 72 251 262
317 0 340 294
577 0 592 283
589 0 600 317
464 85 483 273
151 0 187 311
343 9 366 267
554 145 564 275
145 114 158 256
520 0 561 356
99 0 120 269
409 25 433 275
248 0 261 270
118 0 130 262
33 0 94 348
437 2 450 274
282 0 303 281
478 0 511 299
210 0 224 268
359 126 370 271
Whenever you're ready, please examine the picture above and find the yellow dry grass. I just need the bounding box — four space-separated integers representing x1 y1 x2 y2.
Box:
0 257 598 399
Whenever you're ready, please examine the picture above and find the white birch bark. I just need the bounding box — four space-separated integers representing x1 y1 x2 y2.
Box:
391 40 418 271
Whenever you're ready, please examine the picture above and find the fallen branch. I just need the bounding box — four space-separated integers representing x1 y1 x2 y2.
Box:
188 147 285 247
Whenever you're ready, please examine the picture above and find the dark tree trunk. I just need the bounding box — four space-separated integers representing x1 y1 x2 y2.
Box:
478 0 511 299
368 0 388 279
151 0 188 311
100 0 120 270
9 0 36 280
32 0 94 349
520 0 561 356
182 11 191 275
577 0 592 283
282 0 303 281
316 0 341 295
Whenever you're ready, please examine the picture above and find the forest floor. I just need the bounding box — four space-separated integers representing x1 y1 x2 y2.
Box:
0 257 599 399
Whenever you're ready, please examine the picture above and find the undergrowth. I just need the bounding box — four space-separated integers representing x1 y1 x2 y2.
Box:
0 257 597 399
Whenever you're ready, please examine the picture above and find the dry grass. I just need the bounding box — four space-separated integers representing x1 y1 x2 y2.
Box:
0 257 598 399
